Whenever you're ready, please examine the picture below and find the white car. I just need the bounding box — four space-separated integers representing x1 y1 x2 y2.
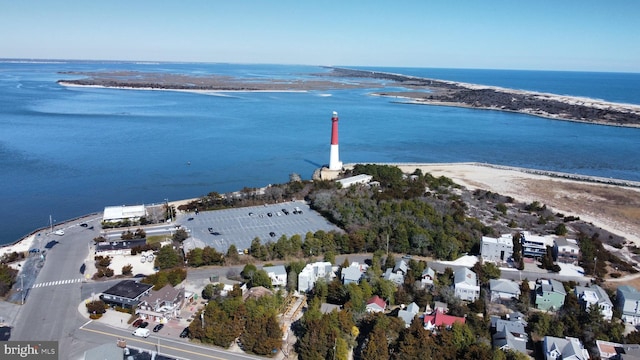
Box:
133 328 150 338
53 230 64 236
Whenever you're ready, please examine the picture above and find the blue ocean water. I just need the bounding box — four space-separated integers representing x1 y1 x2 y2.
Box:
1 61 639 245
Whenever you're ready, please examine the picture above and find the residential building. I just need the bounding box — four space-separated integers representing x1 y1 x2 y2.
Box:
543 336 590 360
320 303 342 314
94 239 147 256
262 265 287 288
596 340 640 359
420 267 436 288
454 268 480 302
383 267 405 286
298 261 335 293
366 295 386 313
535 279 567 311
99 280 153 309
433 301 448 314
423 311 465 332
554 237 581 264
520 231 550 259
481 234 514 263
341 262 366 285
398 302 420 328
489 279 521 302
575 284 613 320
393 259 409 275
491 315 528 355
136 284 185 322
617 285 640 325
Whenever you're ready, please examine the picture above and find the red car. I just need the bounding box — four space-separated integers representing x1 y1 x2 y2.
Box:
132 319 144 327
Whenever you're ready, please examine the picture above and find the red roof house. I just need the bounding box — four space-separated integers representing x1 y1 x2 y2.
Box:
366 295 386 313
423 311 465 331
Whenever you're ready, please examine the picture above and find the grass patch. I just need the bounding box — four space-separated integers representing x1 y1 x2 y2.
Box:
147 235 171 245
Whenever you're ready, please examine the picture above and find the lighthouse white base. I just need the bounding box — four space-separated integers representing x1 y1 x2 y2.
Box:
329 144 342 170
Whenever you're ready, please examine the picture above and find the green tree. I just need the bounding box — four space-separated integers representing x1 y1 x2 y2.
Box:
121 264 133 276
85 299 107 315
361 325 388 360
155 245 182 269
250 269 272 289
172 228 189 242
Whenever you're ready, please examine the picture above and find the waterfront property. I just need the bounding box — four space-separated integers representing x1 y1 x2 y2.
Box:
520 232 551 259
102 205 147 223
481 234 514 263
554 237 581 264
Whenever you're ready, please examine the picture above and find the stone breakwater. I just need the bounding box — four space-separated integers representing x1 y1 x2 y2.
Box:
330 68 640 128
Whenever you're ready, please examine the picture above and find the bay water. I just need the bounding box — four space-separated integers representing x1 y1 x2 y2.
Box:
1 61 639 244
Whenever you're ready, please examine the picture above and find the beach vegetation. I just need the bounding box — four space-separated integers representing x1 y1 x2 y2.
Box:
141 267 187 290
121 264 133 276
0 263 18 296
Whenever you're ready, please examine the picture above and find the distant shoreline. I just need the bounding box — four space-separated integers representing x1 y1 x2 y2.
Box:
57 67 640 128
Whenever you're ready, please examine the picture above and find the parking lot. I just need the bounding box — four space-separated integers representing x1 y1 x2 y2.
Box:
178 200 342 254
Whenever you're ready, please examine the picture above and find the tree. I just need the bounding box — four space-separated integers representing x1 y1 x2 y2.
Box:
202 284 216 300
241 264 257 281
121 264 133 276
155 245 182 269
226 244 240 263
554 223 568 236
250 269 272 289
361 325 389 360
172 228 188 242
86 300 107 315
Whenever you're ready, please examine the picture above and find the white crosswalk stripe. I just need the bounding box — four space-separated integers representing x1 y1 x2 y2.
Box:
32 278 83 288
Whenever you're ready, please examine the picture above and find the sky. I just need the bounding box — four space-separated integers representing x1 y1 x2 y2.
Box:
1 0 639 72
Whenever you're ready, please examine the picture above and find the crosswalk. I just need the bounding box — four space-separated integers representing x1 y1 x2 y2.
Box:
32 278 84 289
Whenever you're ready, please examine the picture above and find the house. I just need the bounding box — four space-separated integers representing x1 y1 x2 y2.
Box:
554 237 581 264
366 295 386 313
336 174 373 188
520 231 551 259
490 279 522 302
99 280 153 309
393 259 409 275
481 234 514 263
543 336 590 360
617 285 640 325
423 311 465 331
398 302 420 328
596 340 640 359
420 267 436 288
454 268 480 302
136 284 185 322
575 284 613 320
535 279 567 311
341 262 366 285
433 301 448 314
320 303 342 314
94 239 147 256
262 265 287 288
491 315 528 355
298 262 335 293
383 267 405 286
102 204 147 223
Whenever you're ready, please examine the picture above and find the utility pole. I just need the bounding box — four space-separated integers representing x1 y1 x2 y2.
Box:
21 275 24 305
386 234 389 257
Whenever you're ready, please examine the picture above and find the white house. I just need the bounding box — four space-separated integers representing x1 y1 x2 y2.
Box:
575 284 613 321
454 268 480 302
341 262 366 285
489 279 521 302
262 265 288 288
543 336 590 360
420 267 436 288
617 285 640 325
298 262 335 293
481 234 514 263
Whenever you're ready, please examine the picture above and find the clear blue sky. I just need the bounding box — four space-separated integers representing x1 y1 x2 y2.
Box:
2 0 639 72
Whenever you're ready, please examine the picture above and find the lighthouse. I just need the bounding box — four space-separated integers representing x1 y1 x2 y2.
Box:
329 111 342 170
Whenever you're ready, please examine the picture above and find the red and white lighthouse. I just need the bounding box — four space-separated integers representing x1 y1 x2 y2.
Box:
329 111 342 170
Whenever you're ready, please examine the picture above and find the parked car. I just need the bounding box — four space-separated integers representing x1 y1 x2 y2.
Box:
139 321 149 328
132 319 144 327
53 229 64 236
153 324 164 332
282 209 289 215
180 327 190 338
79 223 88 227
269 232 276 237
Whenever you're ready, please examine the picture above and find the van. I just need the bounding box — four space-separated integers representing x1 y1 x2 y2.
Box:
133 328 150 338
